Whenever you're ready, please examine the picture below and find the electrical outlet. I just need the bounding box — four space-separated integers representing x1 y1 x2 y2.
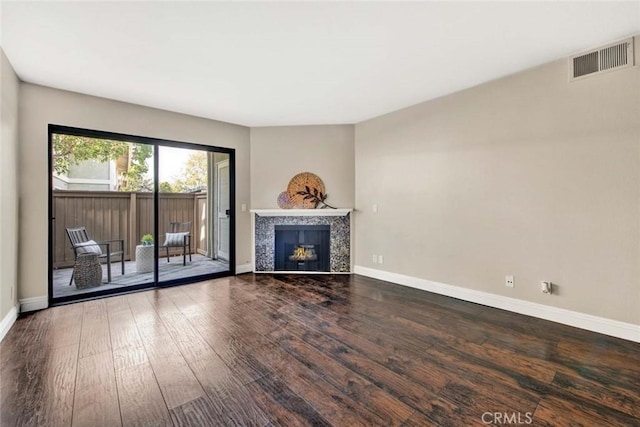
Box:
372 254 377 263
372 204 378 213
506 275 514 288
378 255 384 264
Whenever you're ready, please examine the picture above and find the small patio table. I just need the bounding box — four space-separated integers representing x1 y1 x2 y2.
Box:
135 245 154 273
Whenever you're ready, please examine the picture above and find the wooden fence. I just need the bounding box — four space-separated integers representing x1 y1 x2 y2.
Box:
53 190 208 268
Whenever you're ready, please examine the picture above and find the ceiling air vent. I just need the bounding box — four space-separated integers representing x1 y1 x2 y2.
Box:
570 38 634 81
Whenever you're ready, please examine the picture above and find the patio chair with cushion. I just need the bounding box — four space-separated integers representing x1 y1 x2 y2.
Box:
162 221 192 266
66 227 125 285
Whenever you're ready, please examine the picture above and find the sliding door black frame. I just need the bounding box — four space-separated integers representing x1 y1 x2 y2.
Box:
48 124 236 305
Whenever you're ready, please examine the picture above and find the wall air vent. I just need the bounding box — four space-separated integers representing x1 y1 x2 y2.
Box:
570 38 634 81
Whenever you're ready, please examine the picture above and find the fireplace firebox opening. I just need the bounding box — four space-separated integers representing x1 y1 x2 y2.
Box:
274 225 330 272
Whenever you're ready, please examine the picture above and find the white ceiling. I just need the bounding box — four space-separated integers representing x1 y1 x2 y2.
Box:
2 2 639 127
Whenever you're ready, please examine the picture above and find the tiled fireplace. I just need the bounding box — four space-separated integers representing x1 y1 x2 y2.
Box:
251 209 352 273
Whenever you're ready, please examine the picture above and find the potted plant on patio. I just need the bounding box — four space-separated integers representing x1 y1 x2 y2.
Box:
141 234 154 246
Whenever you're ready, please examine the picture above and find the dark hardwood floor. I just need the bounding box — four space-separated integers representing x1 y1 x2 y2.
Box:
1 274 639 426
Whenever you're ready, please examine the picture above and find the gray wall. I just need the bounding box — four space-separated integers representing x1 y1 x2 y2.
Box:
355 37 640 325
18 84 252 302
250 125 355 209
0 48 20 321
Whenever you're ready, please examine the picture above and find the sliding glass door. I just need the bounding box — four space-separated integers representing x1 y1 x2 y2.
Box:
49 125 234 304
156 146 230 283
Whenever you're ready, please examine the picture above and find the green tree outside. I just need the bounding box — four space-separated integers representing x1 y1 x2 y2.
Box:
52 134 129 176
170 152 207 193
159 181 176 193
119 144 154 192
53 134 154 192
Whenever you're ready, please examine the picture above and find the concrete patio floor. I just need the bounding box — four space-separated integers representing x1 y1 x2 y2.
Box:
53 254 229 298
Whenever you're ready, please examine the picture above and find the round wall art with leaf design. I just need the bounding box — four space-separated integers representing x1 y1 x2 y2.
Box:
277 172 336 209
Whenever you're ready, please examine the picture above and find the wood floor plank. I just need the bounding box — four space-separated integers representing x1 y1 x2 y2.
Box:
400 406 472 427
279 300 440 372
142 348 205 411
111 344 148 373
0 311 35 355
551 339 640 390
1 305 81 375
143 291 215 362
147 288 272 426
107 295 144 352
425 343 541 412
269 327 415 426
127 291 206 410
115 362 173 427
2 309 55 373
533 394 638 427
245 374 333 427
16 307 55 347
169 394 234 427
438 380 529 420
278 313 449 416
107 294 150 373
79 299 111 358
277 274 448 323
180 311 270 385
45 303 84 349
235 327 390 426
73 351 121 427
171 286 275 384
482 330 560 360
293 313 450 395
1 343 78 427
188 355 271 426
474 341 559 384
324 296 488 346
550 371 640 418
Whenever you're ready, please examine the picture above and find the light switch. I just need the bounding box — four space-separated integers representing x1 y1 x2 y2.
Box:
241 204 247 212
373 204 378 213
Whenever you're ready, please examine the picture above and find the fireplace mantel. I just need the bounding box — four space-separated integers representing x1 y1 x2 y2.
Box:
250 208 353 273
251 208 352 217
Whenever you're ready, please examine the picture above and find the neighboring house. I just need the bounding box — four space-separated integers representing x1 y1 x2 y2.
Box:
53 158 118 191
53 151 129 191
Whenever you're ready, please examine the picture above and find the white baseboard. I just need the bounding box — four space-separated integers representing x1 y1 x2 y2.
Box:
354 266 640 343
0 304 19 342
19 296 48 313
236 263 253 274
254 271 351 275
